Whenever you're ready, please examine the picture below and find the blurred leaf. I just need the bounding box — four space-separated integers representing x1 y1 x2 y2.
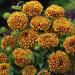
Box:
2 12 11 19
11 30 19 37
0 27 8 34
11 6 22 10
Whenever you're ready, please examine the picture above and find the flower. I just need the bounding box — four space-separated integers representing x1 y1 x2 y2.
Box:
30 16 51 31
18 29 38 49
12 48 33 67
53 17 73 35
7 12 28 30
22 65 37 75
37 33 59 48
1 35 16 49
45 5 65 18
48 51 70 73
0 63 10 75
0 53 8 63
63 36 75 56
37 69 50 75
22 1 43 16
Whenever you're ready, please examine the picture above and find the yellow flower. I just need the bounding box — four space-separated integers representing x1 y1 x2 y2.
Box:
63 36 75 56
45 5 65 18
53 17 73 35
38 69 50 75
7 12 28 30
22 65 37 75
22 1 43 16
30 16 51 31
37 33 59 48
0 53 8 63
18 29 38 49
0 63 10 75
48 51 70 73
12 48 33 67
1 35 16 49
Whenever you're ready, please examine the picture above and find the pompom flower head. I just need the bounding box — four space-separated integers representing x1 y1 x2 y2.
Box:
63 36 75 56
0 63 10 75
53 17 73 35
18 29 38 49
22 65 37 75
30 16 51 31
1 35 16 49
38 69 50 75
37 33 59 48
7 12 28 30
22 1 43 16
0 53 8 63
48 51 70 73
12 48 34 67
45 5 65 18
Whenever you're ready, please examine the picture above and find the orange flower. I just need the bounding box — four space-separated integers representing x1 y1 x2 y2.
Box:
48 51 70 73
38 69 50 75
53 17 73 35
22 1 43 16
0 63 10 75
63 36 75 56
0 53 8 63
18 29 38 49
1 35 16 49
37 33 59 48
30 16 51 31
12 48 33 67
45 5 65 18
22 65 37 75
7 12 28 30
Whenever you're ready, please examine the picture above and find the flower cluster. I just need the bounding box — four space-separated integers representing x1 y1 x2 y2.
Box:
0 0 75 75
